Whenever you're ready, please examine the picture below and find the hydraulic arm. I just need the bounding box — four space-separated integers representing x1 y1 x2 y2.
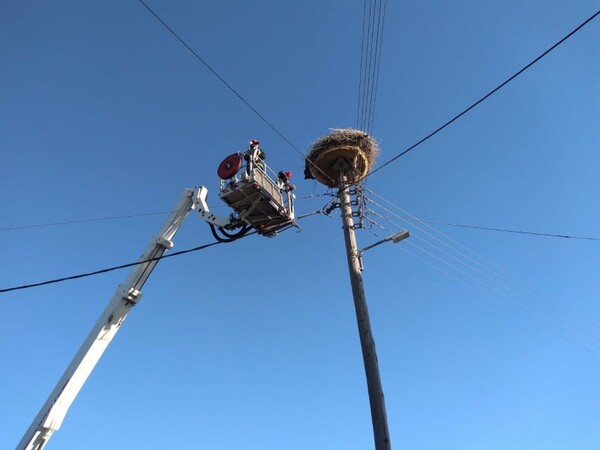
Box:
17 189 196 450
17 149 295 449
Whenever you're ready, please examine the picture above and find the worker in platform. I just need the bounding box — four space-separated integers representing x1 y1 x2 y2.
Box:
245 139 266 171
277 170 295 192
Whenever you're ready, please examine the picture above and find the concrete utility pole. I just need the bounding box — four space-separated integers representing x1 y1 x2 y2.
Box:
339 181 391 450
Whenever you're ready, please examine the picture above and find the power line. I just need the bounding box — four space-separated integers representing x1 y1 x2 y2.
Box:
362 188 600 242
0 208 225 232
0 211 174 231
367 8 600 177
363 188 600 333
357 0 387 134
361 189 600 356
356 0 369 129
366 0 388 134
5 201 597 242
137 0 301 156
0 208 324 295
0 240 225 294
422 221 600 242
136 0 334 184
361 0 377 132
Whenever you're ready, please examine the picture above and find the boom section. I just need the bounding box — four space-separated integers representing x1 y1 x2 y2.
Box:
17 189 195 450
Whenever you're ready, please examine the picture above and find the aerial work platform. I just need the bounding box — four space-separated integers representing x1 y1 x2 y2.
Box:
208 143 296 238
220 165 295 237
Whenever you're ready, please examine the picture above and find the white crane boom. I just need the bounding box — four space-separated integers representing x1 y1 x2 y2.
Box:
17 188 196 450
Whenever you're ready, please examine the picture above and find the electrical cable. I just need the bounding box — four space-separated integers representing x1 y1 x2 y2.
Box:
137 0 298 155
361 0 377 132
367 8 600 177
0 207 229 232
136 0 335 185
363 188 600 242
357 0 387 134
417 221 600 242
366 0 387 134
396 242 482 293
361 189 600 352
403 240 600 357
356 0 369 129
0 240 225 294
0 211 173 231
363 202 600 354
6 200 597 242
1 192 336 234
364 187 600 317
0 207 325 295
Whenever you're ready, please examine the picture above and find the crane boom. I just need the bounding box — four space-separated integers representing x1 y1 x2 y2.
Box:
17 143 297 449
17 188 196 450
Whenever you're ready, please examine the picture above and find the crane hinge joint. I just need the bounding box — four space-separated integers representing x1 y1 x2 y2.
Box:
117 286 143 304
155 236 174 249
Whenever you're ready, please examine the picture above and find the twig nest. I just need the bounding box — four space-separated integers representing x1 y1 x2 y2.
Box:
305 128 378 187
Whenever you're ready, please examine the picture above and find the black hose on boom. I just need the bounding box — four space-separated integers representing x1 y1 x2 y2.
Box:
208 223 251 242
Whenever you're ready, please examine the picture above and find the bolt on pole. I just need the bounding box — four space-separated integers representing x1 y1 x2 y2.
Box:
338 181 391 450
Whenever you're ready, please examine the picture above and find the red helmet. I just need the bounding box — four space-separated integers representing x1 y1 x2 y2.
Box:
249 139 260 146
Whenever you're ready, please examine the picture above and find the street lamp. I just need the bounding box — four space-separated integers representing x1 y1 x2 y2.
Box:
358 230 410 271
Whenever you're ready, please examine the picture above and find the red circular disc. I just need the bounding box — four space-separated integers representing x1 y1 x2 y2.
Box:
217 153 243 179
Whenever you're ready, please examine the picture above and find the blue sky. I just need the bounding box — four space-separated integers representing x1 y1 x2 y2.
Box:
2 1 600 449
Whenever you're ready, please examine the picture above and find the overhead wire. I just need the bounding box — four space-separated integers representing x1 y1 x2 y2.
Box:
363 188 600 328
137 0 298 154
365 189 600 313
0 207 326 295
360 211 492 293
356 0 369 130
366 187 600 322
366 8 600 178
356 0 387 134
360 188 600 242
357 0 372 131
360 188 600 354
403 238 600 357
136 0 335 185
0 240 225 294
415 220 600 242
361 197 531 298
4 193 598 242
0 194 339 233
1 211 179 231
366 0 388 134
368 212 600 356
361 0 377 132
396 242 484 293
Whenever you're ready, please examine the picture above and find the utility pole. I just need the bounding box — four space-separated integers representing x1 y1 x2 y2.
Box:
306 129 399 449
339 180 391 450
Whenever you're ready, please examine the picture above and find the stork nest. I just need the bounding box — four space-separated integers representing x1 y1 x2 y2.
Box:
305 128 379 187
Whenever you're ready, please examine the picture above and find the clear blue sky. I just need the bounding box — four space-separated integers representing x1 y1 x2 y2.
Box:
2 1 600 449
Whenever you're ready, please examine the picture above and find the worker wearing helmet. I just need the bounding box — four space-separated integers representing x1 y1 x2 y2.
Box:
244 139 266 171
277 170 295 192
